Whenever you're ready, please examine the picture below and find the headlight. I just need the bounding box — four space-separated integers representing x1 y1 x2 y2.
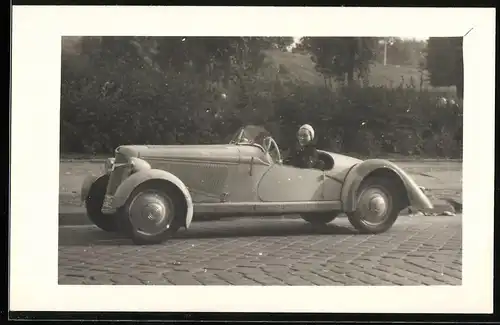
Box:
104 158 115 173
129 157 151 173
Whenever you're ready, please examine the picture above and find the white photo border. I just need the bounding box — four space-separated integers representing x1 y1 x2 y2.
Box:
10 6 495 313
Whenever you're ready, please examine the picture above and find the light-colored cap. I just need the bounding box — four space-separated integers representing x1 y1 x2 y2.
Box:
299 124 315 140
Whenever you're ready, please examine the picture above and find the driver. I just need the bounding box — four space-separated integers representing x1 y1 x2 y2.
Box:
286 124 321 169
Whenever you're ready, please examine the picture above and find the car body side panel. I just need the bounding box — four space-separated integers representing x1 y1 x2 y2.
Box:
341 159 434 212
139 145 241 203
144 158 237 203
257 164 325 202
321 175 345 202
222 145 273 202
225 162 270 203
278 151 358 202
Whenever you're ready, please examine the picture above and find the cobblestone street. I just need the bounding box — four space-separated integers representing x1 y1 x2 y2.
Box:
59 215 462 286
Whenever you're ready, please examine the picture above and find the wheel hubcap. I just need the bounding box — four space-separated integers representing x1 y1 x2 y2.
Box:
357 187 391 225
144 202 165 222
128 190 174 236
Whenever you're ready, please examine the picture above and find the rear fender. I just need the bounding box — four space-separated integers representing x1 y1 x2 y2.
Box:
341 159 433 212
111 169 194 228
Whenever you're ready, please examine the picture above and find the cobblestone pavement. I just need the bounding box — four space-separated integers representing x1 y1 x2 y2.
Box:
59 215 462 286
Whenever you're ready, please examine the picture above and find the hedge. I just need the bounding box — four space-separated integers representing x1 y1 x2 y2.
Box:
60 63 463 159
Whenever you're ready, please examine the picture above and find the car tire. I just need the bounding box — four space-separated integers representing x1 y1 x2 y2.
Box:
346 176 403 234
85 174 119 232
119 181 184 245
301 213 338 225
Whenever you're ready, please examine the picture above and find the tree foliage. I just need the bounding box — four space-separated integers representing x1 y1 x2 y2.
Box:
60 36 463 158
298 37 378 87
374 38 427 67
267 37 295 51
425 37 464 98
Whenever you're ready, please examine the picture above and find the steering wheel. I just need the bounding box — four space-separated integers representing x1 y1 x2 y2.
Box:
262 136 282 164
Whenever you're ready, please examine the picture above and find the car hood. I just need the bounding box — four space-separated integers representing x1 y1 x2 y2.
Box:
116 144 240 161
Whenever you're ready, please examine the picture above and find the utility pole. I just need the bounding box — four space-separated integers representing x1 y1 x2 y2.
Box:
383 39 388 66
383 37 395 66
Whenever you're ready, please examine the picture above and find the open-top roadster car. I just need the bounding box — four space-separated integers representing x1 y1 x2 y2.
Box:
81 125 433 245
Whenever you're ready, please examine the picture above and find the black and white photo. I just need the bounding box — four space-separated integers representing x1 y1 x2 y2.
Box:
10 6 495 315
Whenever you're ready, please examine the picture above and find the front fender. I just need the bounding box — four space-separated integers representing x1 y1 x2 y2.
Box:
341 159 433 212
81 174 101 205
111 169 194 229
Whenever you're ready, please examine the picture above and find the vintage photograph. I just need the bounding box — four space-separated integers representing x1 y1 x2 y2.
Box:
58 35 463 286
10 6 495 315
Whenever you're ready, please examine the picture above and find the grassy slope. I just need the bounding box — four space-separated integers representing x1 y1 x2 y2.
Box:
62 37 454 92
263 49 456 93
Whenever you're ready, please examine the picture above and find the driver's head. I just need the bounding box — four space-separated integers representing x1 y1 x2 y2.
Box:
297 124 314 146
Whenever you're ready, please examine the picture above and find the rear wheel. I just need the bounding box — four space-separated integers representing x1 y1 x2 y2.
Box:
301 212 339 225
85 174 119 232
346 176 403 234
119 182 184 245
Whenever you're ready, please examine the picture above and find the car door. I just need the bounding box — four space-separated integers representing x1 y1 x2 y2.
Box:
257 163 326 202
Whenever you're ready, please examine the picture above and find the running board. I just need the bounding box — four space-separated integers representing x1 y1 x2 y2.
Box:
194 201 342 215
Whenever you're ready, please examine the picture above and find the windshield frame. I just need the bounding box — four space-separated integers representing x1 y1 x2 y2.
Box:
229 125 272 148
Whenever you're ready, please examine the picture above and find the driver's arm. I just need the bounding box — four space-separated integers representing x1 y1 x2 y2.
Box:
305 146 319 168
310 147 325 170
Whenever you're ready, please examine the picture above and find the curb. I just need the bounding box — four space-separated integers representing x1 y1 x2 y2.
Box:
390 158 462 163
59 200 460 226
61 158 107 163
60 211 91 226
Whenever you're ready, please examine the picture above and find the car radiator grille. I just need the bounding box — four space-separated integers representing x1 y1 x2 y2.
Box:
105 152 130 196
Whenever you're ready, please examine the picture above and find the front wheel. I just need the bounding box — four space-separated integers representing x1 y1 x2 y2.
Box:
85 174 119 232
301 212 339 225
346 177 402 234
119 182 183 245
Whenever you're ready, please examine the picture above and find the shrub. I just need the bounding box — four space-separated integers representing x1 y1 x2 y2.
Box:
60 58 463 159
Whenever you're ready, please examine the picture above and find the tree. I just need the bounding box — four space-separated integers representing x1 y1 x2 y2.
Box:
374 37 427 67
267 37 295 51
153 37 282 88
299 37 378 87
425 37 463 98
